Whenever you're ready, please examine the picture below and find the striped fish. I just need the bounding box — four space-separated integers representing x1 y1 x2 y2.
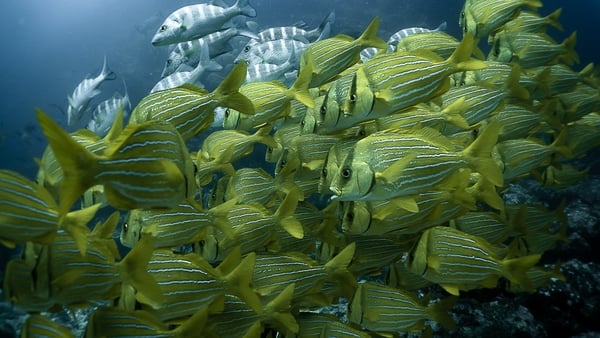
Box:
20 314 75 338
407 226 541 295
451 211 512 245
222 64 314 130
394 31 462 59
275 133 343 178
329 122 503 202
86 305 211 337
349 281 457 333
502 9 563 33
198 194 303 263
197 126 276 165
140 249 261 320
151 0 256 46
252 243 355 300
120 200 233 249
235 38 309 66
296 313 370 338
353 33 486 119
557 83 600 123
224 167 302 206
3 258 55 312
245 59 296 83
36 109 196 213
0 169 99 254
387 21 448 52
162 28 259 77
151 39 222 93
461 0 542 39
494 103 548 141
131 62 255 140
375 100 471 133
300 17 386 88
251 11 335 43
489 30 578 69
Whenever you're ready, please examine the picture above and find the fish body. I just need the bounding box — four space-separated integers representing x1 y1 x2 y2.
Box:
67 56 116 126
502 8 563 33
245 59 296 83
162 28 258 77
329 123 503 202
489 31 578 68
236 38 308 66
36 109 196 213
387 21 448 52
460 0 542 38
296 313 370 338
349 281 457 333
152 40 223 93
394 31 462 59
151 0 257 46
87 90 131 137
131 62 255 140
20 314 75 338
406 226 541 295
300 17 386 87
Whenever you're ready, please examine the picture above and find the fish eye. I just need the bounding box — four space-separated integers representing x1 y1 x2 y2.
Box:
341 168 352 179
320 105 327 115
350 94 357 103
167 60 172 65
225 108 230 117
322 167 327 177
267 147 273 154
160 25 167 32
123 223 129 232
244 46 251 52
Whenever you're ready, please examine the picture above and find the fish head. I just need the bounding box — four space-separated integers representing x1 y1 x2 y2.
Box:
487 33 513 63
341 201 372 234
300 113 317 134
222 108 241 129
265 141 283 163
318 146 337 194
234 42 256 64
340 71 374 118
195 234 220 263
120 210 143 248
162 52 186 78
152 19 184 46
329 151 374 200
317 88 342 130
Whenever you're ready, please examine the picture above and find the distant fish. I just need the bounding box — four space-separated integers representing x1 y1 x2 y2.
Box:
387 21 447 52
87 81 131 137
151 0 257 46
66 56 116 126
152 40 223 93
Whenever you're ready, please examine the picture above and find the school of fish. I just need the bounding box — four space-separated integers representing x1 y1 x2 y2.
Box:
2 0 600 336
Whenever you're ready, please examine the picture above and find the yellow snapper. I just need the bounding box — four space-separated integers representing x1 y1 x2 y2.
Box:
460 0 542 39
295 313 371 338
349 281 457 333
489 31 578 69
406 225 541 295
120 200 234 249
20 314 75 338
223 167 303 207
300 16 386 88
0 169 99 254
129 62 255 140
36 109 195 213
222 63 314 130
133 248 261 321
329 122 503 202
502 8 564 34
322 33 486 132
3 257 55 312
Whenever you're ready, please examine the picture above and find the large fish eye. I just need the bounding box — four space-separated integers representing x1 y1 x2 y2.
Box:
322 167 327 178
341 167 352 179
160 25 168 32
320 104 327 115
224 108 230 118
244 46 251 52
123 223 129 232
350 94 357 103
166 60 172 65
267 147 273 154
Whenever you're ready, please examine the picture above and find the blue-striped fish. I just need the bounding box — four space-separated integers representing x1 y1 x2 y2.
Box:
151 40 222 93
349 281 457 333
0 169 99 254
20 314 75 338
136 248 261 320
329 122 503 202
3 258 55 312
295 313 370 338
394 31 467 59
86 305 212 337
151 0 256 46
130 62 255 140
197 194 303 262
36 109 196 213
337 33 485 124
223 167 303 207
120 200 233 249
502 9 563 33
387 21 448 52
252 243 356 301
406 226 541 295
450 211 512 245
489 31 578 68
300 17 386 87
66 56 116 126
222 64 314 130
460 0 542 39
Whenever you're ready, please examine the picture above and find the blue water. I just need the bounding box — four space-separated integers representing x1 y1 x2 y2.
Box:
1 0 596 179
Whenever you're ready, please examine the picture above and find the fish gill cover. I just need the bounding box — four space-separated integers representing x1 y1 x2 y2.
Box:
1 0 600 337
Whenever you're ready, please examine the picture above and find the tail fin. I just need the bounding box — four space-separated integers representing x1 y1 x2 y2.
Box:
428 296 458 331
448 33 487 72
213 62 256 115
62 203 101 255
290 62 315 108
119 235 164 309
461 120 504 187
435 21 448 32
546 8 563 31
100 55 117 81
273 193 304 239
315 11 336 41
224 252 263 314
501 254 541 292
35 109 99 217
356 17 387 50
560 32 579 65
523 0 543 10
324 242 357 296
235 0 256 17
265 283 299 334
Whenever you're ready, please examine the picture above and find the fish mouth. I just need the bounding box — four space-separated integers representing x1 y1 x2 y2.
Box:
329 186 342 196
